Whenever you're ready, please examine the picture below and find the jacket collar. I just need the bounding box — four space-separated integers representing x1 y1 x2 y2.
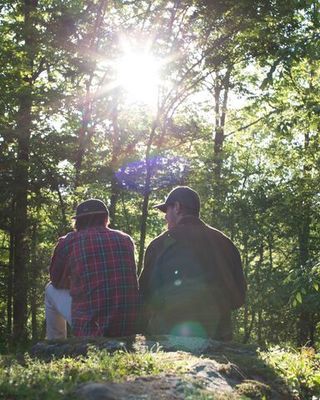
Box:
176 215 204 227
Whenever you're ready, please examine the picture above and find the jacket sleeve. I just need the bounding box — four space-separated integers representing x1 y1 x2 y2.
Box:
49 236 71 289
137 243 152 333
139 244 153 299
202 228 246 310
229 244 247 309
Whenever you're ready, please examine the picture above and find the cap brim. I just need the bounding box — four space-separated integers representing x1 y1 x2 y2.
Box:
153 203 167 213
72 211 108 219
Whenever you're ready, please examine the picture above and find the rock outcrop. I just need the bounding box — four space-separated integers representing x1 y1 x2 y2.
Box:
30 335 292 399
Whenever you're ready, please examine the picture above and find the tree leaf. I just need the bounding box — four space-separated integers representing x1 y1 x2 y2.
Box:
295 292 302 304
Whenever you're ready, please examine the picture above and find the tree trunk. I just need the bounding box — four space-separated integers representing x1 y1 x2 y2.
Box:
138 164 152 274
256 243 264 344
213 68 231 182
138 122 158 273
242 236 250 343
257 310 262 345
30 220 39 341
109 90 121 228
13 90 32 342
120 192 132 235
309 313 316 347
211 67 231 227
7 201 15 339
243 309 255 344
74 80 91 189
12 0 37 343
109 175 120 228
297 132 312 346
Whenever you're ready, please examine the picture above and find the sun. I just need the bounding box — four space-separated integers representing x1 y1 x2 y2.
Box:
116 50 161 106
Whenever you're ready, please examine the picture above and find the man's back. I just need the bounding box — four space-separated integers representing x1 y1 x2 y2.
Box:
140 215 246 340
50 226 139 337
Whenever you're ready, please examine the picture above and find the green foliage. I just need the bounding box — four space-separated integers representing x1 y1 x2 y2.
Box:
286 261 320 309
260 346 320 399
0 349 165 399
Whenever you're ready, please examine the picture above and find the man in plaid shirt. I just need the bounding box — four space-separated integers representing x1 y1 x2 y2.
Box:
45 199 139 338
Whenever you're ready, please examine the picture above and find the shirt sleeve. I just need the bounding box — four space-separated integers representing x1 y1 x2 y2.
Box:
128 237 138 271
49 236 71 289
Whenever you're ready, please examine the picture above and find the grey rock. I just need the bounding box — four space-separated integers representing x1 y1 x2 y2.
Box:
74 375 188 400
74 382 126 400
187 360 235 392
28 335 291 399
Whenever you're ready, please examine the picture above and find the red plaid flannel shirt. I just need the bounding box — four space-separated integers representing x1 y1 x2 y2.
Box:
50 227 139 337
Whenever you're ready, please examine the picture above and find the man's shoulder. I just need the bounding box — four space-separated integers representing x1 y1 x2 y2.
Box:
203 222 232 240
147 230 168 247
175 217 238 249
144 231 171 257
203 223 240 255
107 228 134 243
66 228 133 242
57 231 76 243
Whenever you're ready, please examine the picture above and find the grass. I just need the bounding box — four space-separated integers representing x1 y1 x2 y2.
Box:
0 343 319 399
0 348 192 400
260 345 320 399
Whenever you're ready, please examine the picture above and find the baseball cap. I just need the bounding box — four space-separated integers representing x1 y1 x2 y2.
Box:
154 186 200 214
73 199 109 219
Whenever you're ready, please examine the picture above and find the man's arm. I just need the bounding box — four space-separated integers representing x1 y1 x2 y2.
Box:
139 244 154 298
229 244 247 309
138 241 159 333
49 236 71 289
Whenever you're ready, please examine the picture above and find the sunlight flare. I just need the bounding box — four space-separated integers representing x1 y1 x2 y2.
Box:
116 50 161 106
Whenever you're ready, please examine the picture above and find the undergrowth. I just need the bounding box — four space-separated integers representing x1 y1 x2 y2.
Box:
260 345 320 399
0 344 319 399
0 348 179 399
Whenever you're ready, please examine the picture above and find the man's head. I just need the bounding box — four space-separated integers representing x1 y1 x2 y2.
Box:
73 199 109 231
154 186 200 229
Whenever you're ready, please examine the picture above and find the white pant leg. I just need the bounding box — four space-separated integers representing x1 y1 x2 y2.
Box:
45 283 72 340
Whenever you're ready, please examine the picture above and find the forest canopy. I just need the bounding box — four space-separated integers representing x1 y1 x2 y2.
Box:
0 0 319 348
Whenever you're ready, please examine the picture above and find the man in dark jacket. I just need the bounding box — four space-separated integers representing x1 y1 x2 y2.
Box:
45 199 139 339
139 186 246 340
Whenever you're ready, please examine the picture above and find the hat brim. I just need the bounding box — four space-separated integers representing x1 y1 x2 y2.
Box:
72 211 108 219
153 203 167 213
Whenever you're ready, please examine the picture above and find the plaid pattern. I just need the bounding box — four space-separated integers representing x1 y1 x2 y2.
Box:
50 227 139 337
